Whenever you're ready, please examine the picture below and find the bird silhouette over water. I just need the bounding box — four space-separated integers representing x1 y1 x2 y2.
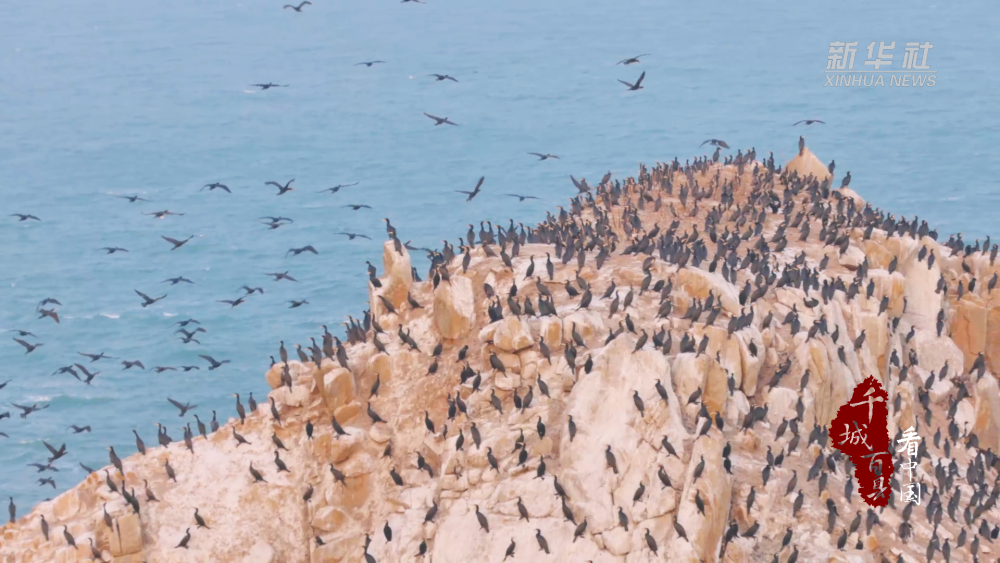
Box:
455 177 485 201
266 179 295 195
355 61 386 67
618 71 645 91
617 54 649 65
793 119 825 126
283 1 311 11
429 74 458 82
424 113 458 126
251 83 288 90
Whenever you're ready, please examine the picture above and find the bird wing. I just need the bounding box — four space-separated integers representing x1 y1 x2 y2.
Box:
167 398 184 410
634 71 645 87
475 176 485 191
13 338 30 349
814 120 825 124
719 140 730 148
570 175 582 189
134 289 152 301
42 441 59 455
265 181 282 188
617 79 635 88
198 355 216 364
304 245 318 253
528 152 544 157
792 120 805 126
699 139 711 147
424 112 441 121
161 236 180 245
454 190 473 195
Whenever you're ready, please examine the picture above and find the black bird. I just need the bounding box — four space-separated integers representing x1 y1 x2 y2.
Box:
283 1 311 11
157 234 194 251
343 204 371 211
251 83 288 90
286 245 318 257
429 74 458 82
10 213 40 221
793 119 825 126
528 153 560 160
617 54 650 65
475 505 489 532
424 112 459 126
67 425 91 433
618 71 645 91
200 355 230 370
13 338 43 354
201 182 231 193
101 247 129 254
13 403 48 418
506 193 540 202
168 398 197 417
700 139 730 149
355 61 386 67
337 232 371 240
176 528 191 549
116 195 149 203
455 176 485 201
606 445 619 474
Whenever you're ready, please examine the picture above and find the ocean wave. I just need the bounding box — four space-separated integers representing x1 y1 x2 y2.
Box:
100 313 120 319
163 312 177 317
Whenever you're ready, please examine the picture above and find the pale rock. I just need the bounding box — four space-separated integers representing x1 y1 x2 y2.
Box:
784 147 831 181
52 489 80 521
492 316 534 352
379 240 414 310
433 275 476 340
312 507 348 533
951 296 987 371
675 267 739 314
243 541 276 563
974 373 1000 452
321 368 356 411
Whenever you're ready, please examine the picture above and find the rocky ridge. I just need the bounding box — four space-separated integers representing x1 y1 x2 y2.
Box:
2 147 1000 563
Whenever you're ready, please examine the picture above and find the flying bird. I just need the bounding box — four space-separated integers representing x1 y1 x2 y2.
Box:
13 338 43 354
355 61 386 67
161 236 193 250
168 398 198 417
429 74 458 82
455 176 485 201
101 247 129 254
135 290 167 307
251 83 288 90
317 182 358 194
337 232 371 240
10 214 40 221
618 71 645 91
505 194 540 202
700 139 730 149
343 204 372 211
283 1 311 11
528 153 559 160
266 179 295 195
424 113 459 126
115 195 149 203
201 183 231 193
617 54 649 65
793 119 825 126
286 245 318 257
144 210 184 219
199 355 230 370
162 277 193 285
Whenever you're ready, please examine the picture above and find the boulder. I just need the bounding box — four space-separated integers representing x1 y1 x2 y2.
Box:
784 147 832 182
433 276 476 340
492 316 534 352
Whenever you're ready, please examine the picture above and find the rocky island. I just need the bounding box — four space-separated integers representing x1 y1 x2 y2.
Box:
2 146 999 563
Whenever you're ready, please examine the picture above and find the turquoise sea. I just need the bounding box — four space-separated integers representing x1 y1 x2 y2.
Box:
1 0 998 508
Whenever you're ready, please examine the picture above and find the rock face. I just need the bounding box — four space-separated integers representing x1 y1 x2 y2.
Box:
2 147 999 563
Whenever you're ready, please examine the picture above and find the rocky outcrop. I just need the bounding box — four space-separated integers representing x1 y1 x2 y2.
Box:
2 147 998 563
